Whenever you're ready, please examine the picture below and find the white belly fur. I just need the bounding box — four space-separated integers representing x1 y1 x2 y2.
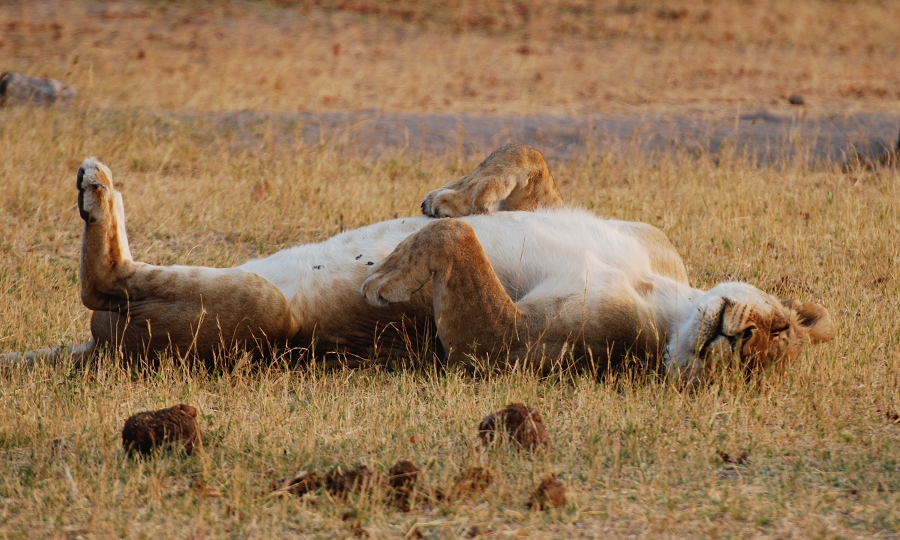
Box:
237 209 665 347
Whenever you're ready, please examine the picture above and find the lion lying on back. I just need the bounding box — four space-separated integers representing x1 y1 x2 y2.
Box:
1 144 834 383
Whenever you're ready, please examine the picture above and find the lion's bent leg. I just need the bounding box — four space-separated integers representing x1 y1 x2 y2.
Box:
421 144 564 218
362 219 528 369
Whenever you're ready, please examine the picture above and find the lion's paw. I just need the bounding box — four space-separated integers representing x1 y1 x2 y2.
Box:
77 158 115 223
361 263 422 307
421 188 471 218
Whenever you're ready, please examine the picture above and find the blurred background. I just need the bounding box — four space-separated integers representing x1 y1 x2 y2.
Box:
2 0 899 161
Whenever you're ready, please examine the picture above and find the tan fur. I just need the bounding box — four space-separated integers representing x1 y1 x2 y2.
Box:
613 221 689 283
678 290 835 382
361 217 675 372
376 148 834 376
2 148 833 377
363 219 528 369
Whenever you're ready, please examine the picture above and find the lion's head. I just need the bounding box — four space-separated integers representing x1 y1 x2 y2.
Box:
665 282 835 383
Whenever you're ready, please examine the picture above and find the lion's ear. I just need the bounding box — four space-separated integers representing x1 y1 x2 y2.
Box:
783 300 835 343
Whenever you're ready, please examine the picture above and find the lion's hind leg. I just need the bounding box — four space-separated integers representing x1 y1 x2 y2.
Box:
77 157 139 312
362 219 531 370
88 268 298 363
420 144 564 218
76 159 298 362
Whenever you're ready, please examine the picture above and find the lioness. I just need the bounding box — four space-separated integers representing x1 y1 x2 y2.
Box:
2 144 834 382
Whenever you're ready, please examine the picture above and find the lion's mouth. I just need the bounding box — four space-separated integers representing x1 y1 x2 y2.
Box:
696 299 734 359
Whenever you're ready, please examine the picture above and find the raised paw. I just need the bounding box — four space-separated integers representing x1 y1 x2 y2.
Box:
77 157 116 223
420 144 563 218
420 187 470 218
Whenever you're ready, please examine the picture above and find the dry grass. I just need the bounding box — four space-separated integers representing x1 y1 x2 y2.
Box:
2 0 900 537
2 0 899 114
1 105 899 537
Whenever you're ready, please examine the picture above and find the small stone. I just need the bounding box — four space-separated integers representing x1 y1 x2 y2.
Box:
788 93 804 105
122 404 202 456
478 403 551 451
0 72 77 107
528 473 567 509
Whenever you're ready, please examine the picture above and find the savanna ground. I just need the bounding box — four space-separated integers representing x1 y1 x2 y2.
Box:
2 0 900 537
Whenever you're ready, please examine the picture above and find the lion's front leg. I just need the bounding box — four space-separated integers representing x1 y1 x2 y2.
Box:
361 219 528 369
420 144 564 218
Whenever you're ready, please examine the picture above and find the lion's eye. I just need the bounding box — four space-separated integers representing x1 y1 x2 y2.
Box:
740 326 756 342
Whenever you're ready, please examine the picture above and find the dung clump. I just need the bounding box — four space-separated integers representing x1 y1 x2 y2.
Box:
121 404 202 456
325 465 385 498
528 474 566 510
276 471 322 497
446 467 493 501
478 403 550 451
388 460 420 509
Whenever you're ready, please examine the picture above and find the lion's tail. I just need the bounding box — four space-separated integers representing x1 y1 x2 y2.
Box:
0 340 95 370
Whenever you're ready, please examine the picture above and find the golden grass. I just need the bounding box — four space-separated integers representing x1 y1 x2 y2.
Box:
2 0 900 536
2 0 899 114
1 105 899 537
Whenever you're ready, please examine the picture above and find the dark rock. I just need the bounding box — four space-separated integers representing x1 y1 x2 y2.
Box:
122 404 202 456
788 93 804 105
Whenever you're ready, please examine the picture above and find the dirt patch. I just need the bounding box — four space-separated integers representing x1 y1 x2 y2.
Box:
159 109 900 166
